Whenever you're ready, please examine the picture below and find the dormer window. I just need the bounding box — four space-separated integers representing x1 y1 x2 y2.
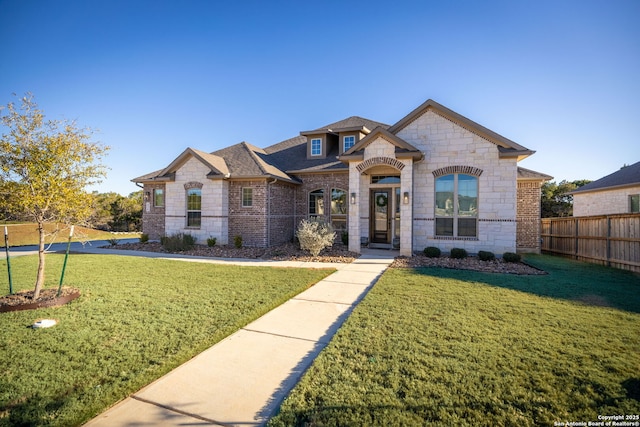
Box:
344 135 355 152
311 138 322 156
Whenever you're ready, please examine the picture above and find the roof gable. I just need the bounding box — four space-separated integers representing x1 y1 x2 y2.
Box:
570 161 640 194
339 127 424 162
160 147 229 179
388 99 534 160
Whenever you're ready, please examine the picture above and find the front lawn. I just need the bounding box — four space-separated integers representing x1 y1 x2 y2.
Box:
0 254 333 426
271 255 640 426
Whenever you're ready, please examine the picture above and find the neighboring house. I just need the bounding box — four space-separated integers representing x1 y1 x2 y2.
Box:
133 99 551 256
570 161 640 216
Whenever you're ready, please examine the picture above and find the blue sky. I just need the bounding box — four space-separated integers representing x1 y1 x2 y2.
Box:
1 0 639 195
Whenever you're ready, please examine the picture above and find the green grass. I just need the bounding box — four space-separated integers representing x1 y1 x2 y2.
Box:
270 255 640 426
0 254 334 426
1 223 139 246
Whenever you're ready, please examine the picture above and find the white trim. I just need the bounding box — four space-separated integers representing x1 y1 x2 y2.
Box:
343 135 355 152
310 138 322 156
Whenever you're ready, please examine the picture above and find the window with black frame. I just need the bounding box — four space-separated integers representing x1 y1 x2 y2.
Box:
186 188 202 227
435 174 478 237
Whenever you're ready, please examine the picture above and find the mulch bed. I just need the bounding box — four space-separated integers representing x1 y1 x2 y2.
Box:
106 242 545 275
0 287 81 312
391 255 546 275
109 241 359 263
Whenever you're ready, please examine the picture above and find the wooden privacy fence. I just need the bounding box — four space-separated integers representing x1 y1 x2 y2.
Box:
541 214 640 273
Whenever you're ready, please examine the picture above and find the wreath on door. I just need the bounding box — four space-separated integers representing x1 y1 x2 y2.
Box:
376 194 388 208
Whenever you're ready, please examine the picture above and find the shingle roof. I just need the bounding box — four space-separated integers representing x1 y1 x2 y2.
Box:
132 168 164 182
570 161 640 194
265 116 388 173
302 116 389 134
213 142 297 182
133 101 544 185
517 167 553 181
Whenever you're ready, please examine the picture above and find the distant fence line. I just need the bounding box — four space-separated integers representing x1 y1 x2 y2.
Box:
541 213 640 274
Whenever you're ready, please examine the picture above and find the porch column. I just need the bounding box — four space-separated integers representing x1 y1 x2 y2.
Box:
348 163 361 253
400 160 413 256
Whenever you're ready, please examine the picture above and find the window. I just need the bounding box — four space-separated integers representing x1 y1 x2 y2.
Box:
343 135 355 152
153 189 164 207
331 188 347 234
309 189 324 217
242 188 253 207
311 138 322 156
435 174 478 237
371 175 401 184
631 194 640 213
331 189 347 215
186 188 202 227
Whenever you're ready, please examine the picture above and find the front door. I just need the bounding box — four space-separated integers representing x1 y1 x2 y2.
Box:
371 189 391 245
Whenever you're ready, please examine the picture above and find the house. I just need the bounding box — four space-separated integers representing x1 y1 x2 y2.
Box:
133 99 551 256
570 161 640 216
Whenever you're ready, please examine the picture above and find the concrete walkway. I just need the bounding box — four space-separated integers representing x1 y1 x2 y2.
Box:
84 249 395 426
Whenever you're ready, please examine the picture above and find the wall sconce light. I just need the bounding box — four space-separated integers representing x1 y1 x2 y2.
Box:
350 193 356 204
403 191 410 204
144 191 150 202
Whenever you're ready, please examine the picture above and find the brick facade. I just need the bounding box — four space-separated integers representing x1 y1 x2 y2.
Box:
141 183 166 239
292 172 350 235
516 180 543 253
228 180 296 247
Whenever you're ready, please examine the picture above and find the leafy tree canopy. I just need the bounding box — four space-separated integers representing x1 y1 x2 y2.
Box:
541 179 591 218
0 93 109 298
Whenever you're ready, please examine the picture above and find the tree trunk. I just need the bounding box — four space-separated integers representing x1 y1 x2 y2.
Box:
33 222 46 300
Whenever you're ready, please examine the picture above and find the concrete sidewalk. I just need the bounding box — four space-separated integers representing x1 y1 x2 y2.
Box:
84 250 395 426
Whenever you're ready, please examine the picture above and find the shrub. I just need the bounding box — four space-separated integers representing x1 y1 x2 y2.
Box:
503 252 521 263
423 247 441 258
478 250 495 261
107 238 118 246
161 233 196 252
341 231 349 246
234 235 243 249
450 248 468 259
207 236 217 247
296 219 336 256
139 233 149 243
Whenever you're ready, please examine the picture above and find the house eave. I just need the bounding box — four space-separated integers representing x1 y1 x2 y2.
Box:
569 182 640 195
337 153 364 162
131 173 175 184
213 174 301 184
498 148 535 161
286 168 348 175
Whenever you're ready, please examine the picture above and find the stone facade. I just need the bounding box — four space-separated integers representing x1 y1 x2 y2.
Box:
164 157 229 245
396 110 518 255
136 100 548 255
572 185 640 216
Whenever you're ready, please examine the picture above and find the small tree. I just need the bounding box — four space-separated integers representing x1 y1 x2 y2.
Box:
296 219 335 256
0 94 109 299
